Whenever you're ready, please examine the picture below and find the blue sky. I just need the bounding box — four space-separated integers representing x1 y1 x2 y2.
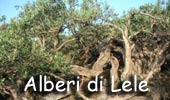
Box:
0 0 159 23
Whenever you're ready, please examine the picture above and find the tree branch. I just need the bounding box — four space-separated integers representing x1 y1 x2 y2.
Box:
132 11 160 19
45 72 66 82
77 91 94 100
104 23 124 34
55 38 76 51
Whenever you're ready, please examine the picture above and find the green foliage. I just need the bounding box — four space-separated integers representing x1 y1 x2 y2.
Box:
0 0 115 87
0 15 6 24
0 0 170 88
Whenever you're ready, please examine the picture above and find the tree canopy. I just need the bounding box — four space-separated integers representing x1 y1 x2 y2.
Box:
0 0 170 100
